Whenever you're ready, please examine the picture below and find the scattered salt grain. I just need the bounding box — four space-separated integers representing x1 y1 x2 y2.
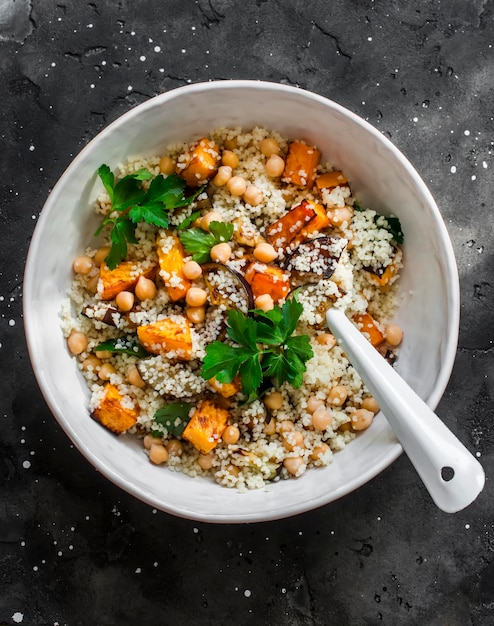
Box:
12 613 23 624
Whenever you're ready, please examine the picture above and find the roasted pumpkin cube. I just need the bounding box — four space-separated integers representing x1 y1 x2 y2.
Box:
137 316 193 359
208 375 241 398
265 201 316 250
366 260 399 287
182 399 230 454
265 200 329 251
175 137 221 187
91 383 139 434
98 261 157 301
353 312 385 347
282 141 321 188
156 231 191 301
300 201 330 238
244 262 291 301
315 171 348 191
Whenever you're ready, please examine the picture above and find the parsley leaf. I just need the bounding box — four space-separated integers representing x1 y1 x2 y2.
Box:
95 335 150 358
201 296 314 399
177 210 202 231
95 164 202 270
153 402 194 437
179 221 234 264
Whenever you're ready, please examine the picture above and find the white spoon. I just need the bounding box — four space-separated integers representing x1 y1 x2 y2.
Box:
326 307 485 513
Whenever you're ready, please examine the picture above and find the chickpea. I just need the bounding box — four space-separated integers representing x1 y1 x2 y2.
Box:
385 324 403 347
222 425 240 445
221 150 239 169
98 363 116 381
67 330 88 355
128 365 146 388
306 397 325 414
350 408 375 431
212 165 232 187
328 207 353 227
312 406 333 431
186 306 206 324
143 434 162 450
243 185 264 206
166 439 184 457
186 287 208 307
197 452 215 470
73 255 94 275
149 443 169 465
226 175 247 197
255 294 274 312
81 355 101 372
210 242 232 264
86 274 99 294
311 442 330 461
94 349 112 360
361 396 380 414
265 154 285 177
282 430 305 451
159 155 175 175
201 210 224 231
253 242 277 263
94 247 110 267
183 260 202 280
260 137 280 157
115 290 134 312
316 333 336 348
264 391 284 411
263 418 276 436
283 456 304 476
278 420 294 434
224 136 238 151
135 276 157 301
328 385 348 407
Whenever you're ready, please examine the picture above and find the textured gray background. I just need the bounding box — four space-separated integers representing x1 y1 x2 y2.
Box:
1 1 493 624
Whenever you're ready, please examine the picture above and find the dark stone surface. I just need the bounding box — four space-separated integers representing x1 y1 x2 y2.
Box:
1 1 493 624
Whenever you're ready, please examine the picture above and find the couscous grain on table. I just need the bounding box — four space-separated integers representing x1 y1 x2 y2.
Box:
61 126 404 491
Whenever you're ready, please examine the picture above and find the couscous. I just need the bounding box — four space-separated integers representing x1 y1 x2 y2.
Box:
61 126 404 490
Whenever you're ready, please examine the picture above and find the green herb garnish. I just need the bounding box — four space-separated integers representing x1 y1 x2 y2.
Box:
176 210 202 231
179 221 234 264
95 164 203 270
201 296 313 400
152 402 194 437
353 201 403 244
95 336 150 358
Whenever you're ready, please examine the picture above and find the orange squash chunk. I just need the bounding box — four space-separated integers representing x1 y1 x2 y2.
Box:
176 137 221 187
265 200 329 251
182 399 229 454
208 375 241 398
366 261 398 287
282 141 321 188
353 312 385 347
137 316 192 359
315 171 348 191
265 201 317 250
244 262 291 301
156 232 191 301
300 201 330 238
91 383 139 434
98 261 157 301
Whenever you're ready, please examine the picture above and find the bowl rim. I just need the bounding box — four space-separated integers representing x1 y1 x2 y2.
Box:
23 79 460 522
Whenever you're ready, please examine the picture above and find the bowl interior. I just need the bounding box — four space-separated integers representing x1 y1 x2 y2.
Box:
23 81 459 522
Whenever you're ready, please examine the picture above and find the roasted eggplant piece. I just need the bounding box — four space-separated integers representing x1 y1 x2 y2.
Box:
281 236 347 286
82 303 137 329
202 263 254 312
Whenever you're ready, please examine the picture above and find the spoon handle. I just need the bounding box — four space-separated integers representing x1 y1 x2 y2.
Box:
326 308 485 513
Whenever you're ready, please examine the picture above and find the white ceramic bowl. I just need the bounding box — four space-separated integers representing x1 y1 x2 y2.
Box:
23 81 459 523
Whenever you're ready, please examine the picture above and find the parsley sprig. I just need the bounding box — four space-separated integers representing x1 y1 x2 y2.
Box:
95 164 202 269
201 296 313 400
179 221 234 264
152 402 194 438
